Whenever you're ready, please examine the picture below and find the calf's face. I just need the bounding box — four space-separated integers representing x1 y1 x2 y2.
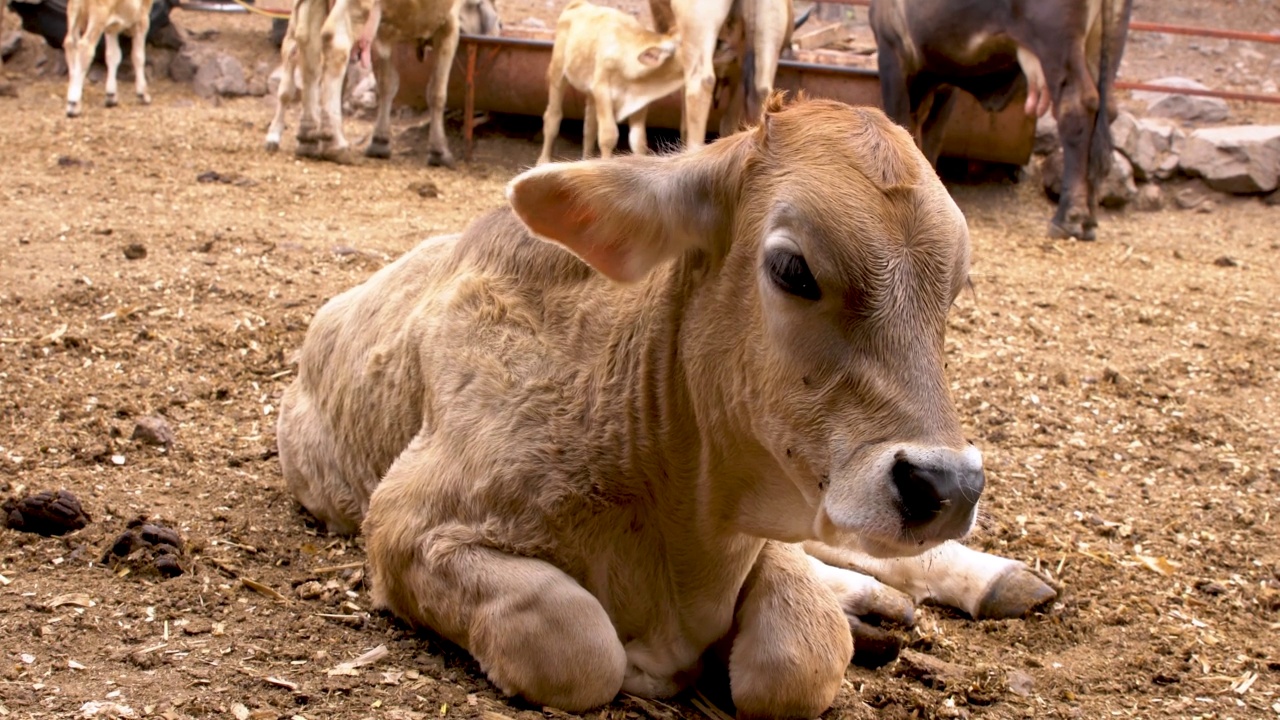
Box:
509 97 982 559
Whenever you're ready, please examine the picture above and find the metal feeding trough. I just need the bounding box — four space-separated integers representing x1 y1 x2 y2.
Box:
390 27 1035 166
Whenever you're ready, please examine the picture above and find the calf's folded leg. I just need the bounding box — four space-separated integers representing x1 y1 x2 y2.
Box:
728 541 851 720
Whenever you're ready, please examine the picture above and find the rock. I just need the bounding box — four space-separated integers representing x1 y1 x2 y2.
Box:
1174 187 1211 210
122 243 147 260
1178 125 1280 194
1111 112 1183 181
409 180 440 198
131 415 173 446
247 61 271 97
1039 149 1136 208
193 52 247 98
1132 77 1229 123
894 650 973 691
169 47 200 83
1265 189 1280 206
1214 255 1240 267
1134 183 1163 212
2 490 91 536
146 47 175 82
1007 670 1035 698
1 30 22 60
1033 114 1058 156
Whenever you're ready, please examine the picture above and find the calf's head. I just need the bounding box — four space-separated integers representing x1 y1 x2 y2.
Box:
459 0 501 37
508 96 981 558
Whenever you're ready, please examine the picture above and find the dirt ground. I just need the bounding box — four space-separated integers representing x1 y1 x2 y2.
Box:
1 1 1279 719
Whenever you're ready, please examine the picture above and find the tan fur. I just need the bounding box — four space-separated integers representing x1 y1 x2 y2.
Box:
537 0 685 165
649 0 793 149
63 0 155 117
280 97 983 715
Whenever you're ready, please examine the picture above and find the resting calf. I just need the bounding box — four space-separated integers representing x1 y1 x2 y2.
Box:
279 95 1054 716
63 0 155 116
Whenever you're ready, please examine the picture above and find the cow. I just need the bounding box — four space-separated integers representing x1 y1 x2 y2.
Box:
276 0 498 165
536 0 685 165
868 0 1134 241
649 0 797 149
63 0 156 116
264 0 500 157
277 95 1056 716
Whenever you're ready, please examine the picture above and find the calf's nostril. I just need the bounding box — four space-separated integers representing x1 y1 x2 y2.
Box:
890 458 945 526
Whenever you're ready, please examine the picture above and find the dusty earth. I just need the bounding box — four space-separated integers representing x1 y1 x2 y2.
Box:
1 1 1279 719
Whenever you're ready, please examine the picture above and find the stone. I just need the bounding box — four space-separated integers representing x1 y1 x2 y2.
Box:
1178 125 1280 194
169 46 201 83
1040 149 1137 208
1132 77 1229 124
1134 183 1163 212
147 48 175 82
1 30 22 60
131 415 174 447
247 61 271 97
192 51 248 98
1111 112 1183 181
1033 114 1058 156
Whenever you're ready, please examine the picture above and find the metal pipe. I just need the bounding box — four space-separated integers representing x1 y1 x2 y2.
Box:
463 43 477 161
1128 21 1280 44
1117 81 1280 105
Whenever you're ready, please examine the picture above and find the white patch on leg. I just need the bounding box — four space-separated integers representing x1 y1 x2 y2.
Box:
807 554 914 626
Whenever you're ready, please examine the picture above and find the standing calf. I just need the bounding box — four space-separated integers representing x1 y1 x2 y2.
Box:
278 96 1055 716
537 0 685 165
63 0 155 116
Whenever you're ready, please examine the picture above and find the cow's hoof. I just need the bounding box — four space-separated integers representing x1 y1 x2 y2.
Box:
365 138 391 159
105 93 118 108
0 82 17 98
975 565 1058 620
1047 218 1086 241
849 618 903 669
66 103 81 118
321 147 356 165
264 139 280 153
138 92 152 106
295 141 322 160
427 148 455 168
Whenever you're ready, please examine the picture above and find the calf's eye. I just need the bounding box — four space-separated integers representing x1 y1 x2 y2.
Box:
765 248 821 301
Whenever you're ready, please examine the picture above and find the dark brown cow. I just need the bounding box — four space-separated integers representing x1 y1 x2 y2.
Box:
869 0 1133 241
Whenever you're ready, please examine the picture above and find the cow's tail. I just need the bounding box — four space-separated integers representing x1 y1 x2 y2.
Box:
1088 0 1133 186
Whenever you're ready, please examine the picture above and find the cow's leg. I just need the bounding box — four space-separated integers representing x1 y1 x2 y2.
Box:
537 67 566 165
64 5 96 117
874 42 914 132
582 97 598 159
422 17 460 167
803 554 916 667
627 106 650 156
103 32 121 107
130 19 151 105
742 0 788 123
591 90 618 159
365 457 625 710
1041 43 1099 241
918 86 957 166
265 43 297 151
804 540 1058 621
276 384 368 535
316 1 353 163
675 0 733 150
365 40 397 159
727 541 851 719
294 0 326 158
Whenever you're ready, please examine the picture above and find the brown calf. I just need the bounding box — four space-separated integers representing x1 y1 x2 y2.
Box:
537 0 684 165
869 0 1133 240
63 0 155 117
278 96 1054 716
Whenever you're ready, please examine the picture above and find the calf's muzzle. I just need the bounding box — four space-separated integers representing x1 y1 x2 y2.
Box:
890 445 985 543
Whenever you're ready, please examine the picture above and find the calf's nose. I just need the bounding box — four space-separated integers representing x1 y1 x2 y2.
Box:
890 447 984 542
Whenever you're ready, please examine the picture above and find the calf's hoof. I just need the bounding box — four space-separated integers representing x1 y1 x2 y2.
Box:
427 148 455 169
975 565 1058 620
138 92 152 106
66 102 81 118
295 141 323 160
365 139 391 159
264 139 280 153
105 93 118 108
1047 218 1091 241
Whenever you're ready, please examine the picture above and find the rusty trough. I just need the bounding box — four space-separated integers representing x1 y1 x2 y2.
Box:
391 31 1035 165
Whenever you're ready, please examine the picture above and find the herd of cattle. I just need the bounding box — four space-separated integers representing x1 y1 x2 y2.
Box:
3 0 1136 239
1 0 1149 715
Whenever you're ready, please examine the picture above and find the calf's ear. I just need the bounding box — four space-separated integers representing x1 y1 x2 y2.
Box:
506 137 750 283
637 40 676 67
